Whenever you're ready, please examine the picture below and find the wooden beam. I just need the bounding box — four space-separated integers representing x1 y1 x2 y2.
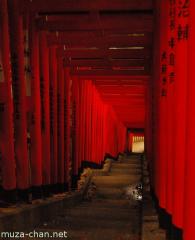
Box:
117 115 145 117
78 75 150 84
58 48 151 59
102 102 145 106
97 90 146 95
96 85 146 89
101 92 145 96
86 75 150 80
107 102 145 109
19 0 153 13
113 105 145 108
47 32 152 47
119 120 145 123
101 96 145 101
99 96 145 100
117 114 145 118
96 85 147 88
36 14 153 32
91 76 150 83
115 109 145 111
125 124 145 127
122 122 145 127
64 59 148 67
112 105 145 108
114 111 145 115
70 69 150 76
118 118 145 121
100 97 145 102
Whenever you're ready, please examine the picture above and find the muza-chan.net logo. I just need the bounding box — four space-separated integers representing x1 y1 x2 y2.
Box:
0 230 68 238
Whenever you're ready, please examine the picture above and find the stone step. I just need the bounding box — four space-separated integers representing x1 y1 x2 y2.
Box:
63 206 139 221
78 199 139 209
109 173 141 177
121 155 141 158
24 228 140 240
142 224 166 240
93 175 141 188
113 159 141 164
95 187 126 199
67 228 141 240
111 163 142 170
38 216 140 232
23 154 144 240
23 228 96 240
117 159 141 164
110 168 142 175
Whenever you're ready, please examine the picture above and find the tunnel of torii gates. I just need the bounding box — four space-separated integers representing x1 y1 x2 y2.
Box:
0 0 195 239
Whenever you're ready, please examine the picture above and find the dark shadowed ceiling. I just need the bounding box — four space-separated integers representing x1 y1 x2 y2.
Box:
19 0 154 128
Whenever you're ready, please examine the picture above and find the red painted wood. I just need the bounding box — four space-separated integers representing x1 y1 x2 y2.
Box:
184 1 195 238
151 0 161 197
72 76 80 175
91 84 96 162
39 31 51 186
64 68 71 185
71 69 150 77
67 78 127 167
57 57 65 184
75 77 81 170
172 0 189 228
19 0 153 12
81 80 87 163
57 48 151 60
165 0 176 216
29 15 42 186
64 59 147 68
88 82 93 161
47 32 152 47
8 0 30 189
80 81 85 164
0 0 16 190
158 0 168 209
0 0 150 202
36 14 153 32
88 81 93 161
49 46 58 184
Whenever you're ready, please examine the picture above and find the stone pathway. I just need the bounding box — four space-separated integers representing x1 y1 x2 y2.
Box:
25 155 142 240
